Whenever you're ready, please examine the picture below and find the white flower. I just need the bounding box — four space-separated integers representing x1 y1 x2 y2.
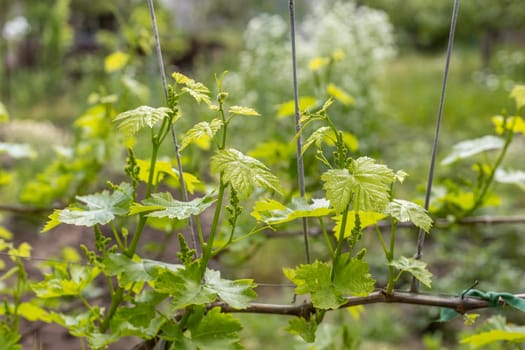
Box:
2 16 30 41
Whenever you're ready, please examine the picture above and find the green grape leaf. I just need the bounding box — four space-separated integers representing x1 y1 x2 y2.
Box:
284 261 342 309
333 256 375 298
228 105 260 116
102 253 152 286
322 157 395 213
286 317 317 343
172 72 211 104
302 127 333 155
204 269 256 309
189 307 243 350
0 102 8 122
43 183 133 230
251 197 333 225
104 51 129 73
327 83 355 106
135 158 178 185
151 263 215 308
385 199 433 233
277 96 317 118
211 148 282 197
461 329 525 348
302 127 359 154
181 119 223 151
284 259 374 310
86 332 121 350
134 158 201 193
0 227 13 240
111 303 164 338
0 142 36 159
495 168 525 190
0 332 20 350
332 211 386 239
129 192 216 219
347 157 395 212
114 106 172 137
31 265 101 298
18 302 54 322
389 256 432 288
321 169 353 213
441 135 504 165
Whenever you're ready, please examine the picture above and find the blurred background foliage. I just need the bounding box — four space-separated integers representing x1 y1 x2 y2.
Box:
2 0 525 349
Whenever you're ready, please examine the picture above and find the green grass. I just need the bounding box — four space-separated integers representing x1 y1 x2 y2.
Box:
376 48 513 198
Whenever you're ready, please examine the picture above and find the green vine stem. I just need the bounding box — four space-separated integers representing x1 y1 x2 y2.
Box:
460 119 516 219
331 204 350 281
201 179 226 273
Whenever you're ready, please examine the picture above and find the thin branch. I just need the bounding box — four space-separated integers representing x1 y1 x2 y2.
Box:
132 290 525 349
213 290 525 317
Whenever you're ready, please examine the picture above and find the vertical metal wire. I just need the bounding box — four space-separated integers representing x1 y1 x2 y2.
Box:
411 0 460 292
146 0 199 255
288 0 311 264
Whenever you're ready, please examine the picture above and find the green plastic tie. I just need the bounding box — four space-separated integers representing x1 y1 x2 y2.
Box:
439 289 525 322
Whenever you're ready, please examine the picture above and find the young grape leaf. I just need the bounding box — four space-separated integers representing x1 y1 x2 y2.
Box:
31 265 101 298
151 262 215 309
389 256 432 288
284 261 342 309
189 307 243 350
511 84 525 110
321 169 353 214
322 157 395 213
332 211 386 239
111 303 164 338
385 199 433 233
135 158 178 186
441 135 504 165
286 317 317 343
333 257 375 297
104 51 129 73
461 329 525 348
86 332 121 350
102 253 152 286
114 106 172 137
172 72 210 104
128 192 216 219
302 127 333 155
204 269 256 309
251 197 333 225
43 183 133 231
228 105 260 116
284 259 374 310
180 119 223 151
277 96 317 118
327 83 355 106
211 148 282 197
17 302 54 323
